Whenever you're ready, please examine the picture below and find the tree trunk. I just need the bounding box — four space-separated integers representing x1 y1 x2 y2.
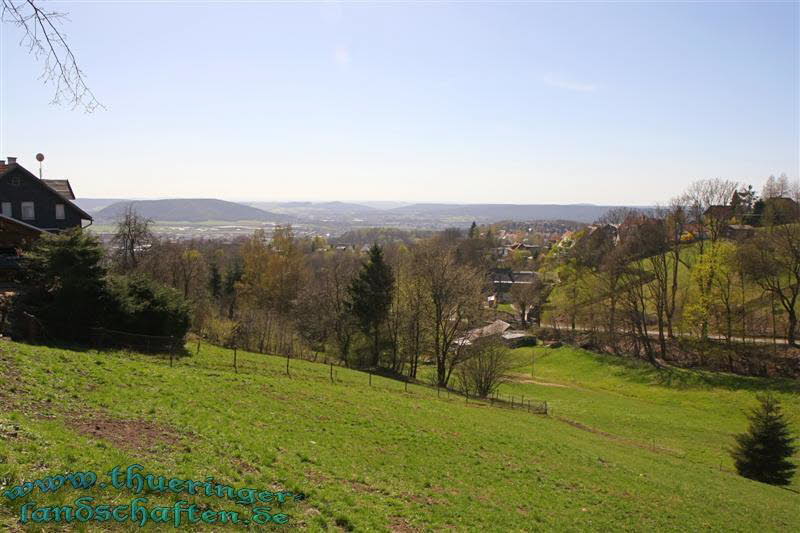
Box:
788 309 797 346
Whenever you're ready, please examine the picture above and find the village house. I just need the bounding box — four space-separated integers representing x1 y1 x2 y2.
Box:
489 268 539 303
0 157 92 281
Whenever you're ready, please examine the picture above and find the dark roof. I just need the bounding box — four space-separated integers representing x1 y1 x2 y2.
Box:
704 205 734 220
0 214 44 235
0 163 92 221
42 179 76 200
490 269 537 285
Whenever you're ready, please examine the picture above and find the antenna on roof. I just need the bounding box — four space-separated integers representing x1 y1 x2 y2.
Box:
36 153 44 179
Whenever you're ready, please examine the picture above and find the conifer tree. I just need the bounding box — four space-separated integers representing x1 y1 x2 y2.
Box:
731 394 797 485
468 221 478 239
208 263 222 299
348 244 394 367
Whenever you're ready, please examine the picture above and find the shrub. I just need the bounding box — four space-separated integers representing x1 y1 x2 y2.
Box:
731 394 797 486
202 316 238 347
103 275 191 339
11 230 106 341
455 339 515 398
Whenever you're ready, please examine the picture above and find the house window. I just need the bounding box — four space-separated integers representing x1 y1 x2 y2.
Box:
55 204 65 220
21 202 35 220
10 176 20 186
1 202 10 217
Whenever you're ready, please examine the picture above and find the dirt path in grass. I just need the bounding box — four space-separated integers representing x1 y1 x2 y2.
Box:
554 415 683 456
509 373 573 387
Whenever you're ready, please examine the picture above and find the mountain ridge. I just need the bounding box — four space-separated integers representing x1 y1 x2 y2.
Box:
94 198 293 223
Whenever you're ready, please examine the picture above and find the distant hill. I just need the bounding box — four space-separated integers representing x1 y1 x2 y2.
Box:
355 201 413 210
75 198 128 213
247 201 377 219
388 203 627 223
95 199 293 223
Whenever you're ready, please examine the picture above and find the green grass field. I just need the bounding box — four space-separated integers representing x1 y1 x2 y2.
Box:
1 340 798 531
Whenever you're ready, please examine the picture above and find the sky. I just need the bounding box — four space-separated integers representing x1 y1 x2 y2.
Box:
0 1 797 204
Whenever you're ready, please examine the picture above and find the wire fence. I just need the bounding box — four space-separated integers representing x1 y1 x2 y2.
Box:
11 312 184 362
10 312 549 417
186 339 550 417
88 327 183 354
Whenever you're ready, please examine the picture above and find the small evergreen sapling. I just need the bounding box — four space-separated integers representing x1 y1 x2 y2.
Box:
730 394 797 486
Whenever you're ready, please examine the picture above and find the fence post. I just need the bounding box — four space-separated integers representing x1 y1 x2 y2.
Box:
404 380 408 393
233 345 238 373
437 385 440 398
369 369 372 386
330 362 334 383
286 353 290 377
196 340 201 355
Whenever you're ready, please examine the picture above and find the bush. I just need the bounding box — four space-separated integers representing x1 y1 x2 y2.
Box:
103 275 191 339
11 230 106 341
202 316 238 347
455 340 515 398
730 394 797 486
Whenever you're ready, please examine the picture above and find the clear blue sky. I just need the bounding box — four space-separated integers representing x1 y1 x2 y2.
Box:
1 1 797 204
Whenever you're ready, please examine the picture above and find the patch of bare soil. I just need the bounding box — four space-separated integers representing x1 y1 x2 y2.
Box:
390 517 422 532
348 480 390 496
0 352 24 410
67 412 180 452
232 457 261 475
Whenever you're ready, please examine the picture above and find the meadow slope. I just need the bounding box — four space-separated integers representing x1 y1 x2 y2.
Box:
1 340 798 531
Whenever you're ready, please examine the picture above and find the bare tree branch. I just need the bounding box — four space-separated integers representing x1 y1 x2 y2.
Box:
2 0 103 112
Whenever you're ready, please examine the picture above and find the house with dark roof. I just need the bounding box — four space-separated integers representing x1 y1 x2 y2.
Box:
0 157 93 282
0 157 92 232
490 268 539 303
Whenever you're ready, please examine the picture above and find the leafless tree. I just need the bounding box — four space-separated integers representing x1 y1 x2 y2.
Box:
455 340 515 398
110 204 153 272
2 0 102 111
596 207 642 225
413 238 485 387
684 178 739 246
300 250 359 365
762 173 791 200
664 198 688 337
510 275 551 327
739 223 800 345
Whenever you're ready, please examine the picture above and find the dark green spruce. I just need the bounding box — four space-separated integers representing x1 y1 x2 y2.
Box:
347 244 394 367
731 394 797 486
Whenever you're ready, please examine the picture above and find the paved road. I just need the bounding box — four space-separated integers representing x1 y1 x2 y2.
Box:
496 305 792 345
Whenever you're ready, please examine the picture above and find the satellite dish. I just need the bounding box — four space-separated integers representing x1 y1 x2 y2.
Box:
36 153 44 162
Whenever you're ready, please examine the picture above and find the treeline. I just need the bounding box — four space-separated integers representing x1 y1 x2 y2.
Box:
543 175 800 372
108 206 501 386
330 227 434 247
19 174 797 378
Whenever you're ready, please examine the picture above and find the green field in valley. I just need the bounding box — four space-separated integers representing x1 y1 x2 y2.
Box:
1 341 798 531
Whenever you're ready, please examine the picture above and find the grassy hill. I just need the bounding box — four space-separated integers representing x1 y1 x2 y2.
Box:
1 341 798 531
